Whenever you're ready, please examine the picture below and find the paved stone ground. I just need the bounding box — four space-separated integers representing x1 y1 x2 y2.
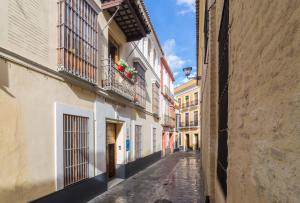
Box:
88 151 205 203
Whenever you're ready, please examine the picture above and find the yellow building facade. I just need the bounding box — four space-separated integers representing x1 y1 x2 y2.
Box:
174 80 201 151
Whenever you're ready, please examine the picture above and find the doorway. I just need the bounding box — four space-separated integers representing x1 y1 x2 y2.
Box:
106 123 117 179
186 134 190 150
194 134 199 150
108 35 119 64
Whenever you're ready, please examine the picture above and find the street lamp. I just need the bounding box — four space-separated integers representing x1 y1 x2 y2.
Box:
182 67 201 80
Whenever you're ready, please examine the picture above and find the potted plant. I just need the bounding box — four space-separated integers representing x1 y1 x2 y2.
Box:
124 66 137 80
117 59 127 72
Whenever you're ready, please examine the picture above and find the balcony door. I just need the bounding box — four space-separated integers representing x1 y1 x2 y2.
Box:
185 112 189 127
108 35 119 64
185 96 189 107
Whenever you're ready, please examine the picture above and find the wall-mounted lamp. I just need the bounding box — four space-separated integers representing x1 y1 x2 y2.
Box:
182 67 201 80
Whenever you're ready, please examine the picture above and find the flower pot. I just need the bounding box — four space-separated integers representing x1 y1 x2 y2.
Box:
117 64 125 72
125 71 133 79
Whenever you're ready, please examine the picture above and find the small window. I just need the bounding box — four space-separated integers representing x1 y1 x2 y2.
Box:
135 125 142 159
63 114 89 187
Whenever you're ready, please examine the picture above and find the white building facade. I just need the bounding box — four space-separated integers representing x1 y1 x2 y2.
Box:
0 0 165 202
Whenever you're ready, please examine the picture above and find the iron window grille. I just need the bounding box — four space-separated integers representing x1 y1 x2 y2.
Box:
134 62 146 108
204 0 209 63
153 128 157 152
135 125 142 159
152 82 160 116
217 0 229 197
63 114 89 187
57 0 98 84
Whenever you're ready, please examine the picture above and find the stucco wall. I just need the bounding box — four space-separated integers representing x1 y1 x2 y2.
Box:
0 59 95 203
228 1 300 202
200 0 300 202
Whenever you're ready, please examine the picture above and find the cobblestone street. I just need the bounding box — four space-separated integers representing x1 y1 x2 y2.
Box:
89 152 204 203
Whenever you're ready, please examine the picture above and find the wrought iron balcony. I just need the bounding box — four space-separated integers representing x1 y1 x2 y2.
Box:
179 121 200 128
179 100 199 109
162 114 176 128
163 85 174 101
102 58 135 101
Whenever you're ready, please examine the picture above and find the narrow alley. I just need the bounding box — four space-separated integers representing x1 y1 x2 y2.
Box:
89 152 205 203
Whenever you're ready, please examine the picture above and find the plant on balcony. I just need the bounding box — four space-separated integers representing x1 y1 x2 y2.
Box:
124 66 137 80
117 59 127 72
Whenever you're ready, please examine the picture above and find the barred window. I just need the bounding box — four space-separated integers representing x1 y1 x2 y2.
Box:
63 114 89 187
135 125 142 159
153 128 157 152
152 82 159 115
217 0 229 196
134 62 146 108
58 0 98 83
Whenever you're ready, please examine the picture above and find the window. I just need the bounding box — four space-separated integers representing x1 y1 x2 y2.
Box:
134 62 146 108
179 133 182 146
153 50 156 67
58 0 98 83
153 128 157 152
185 112 189 127
176 113 180 129
185 96 189 107
194 111 198 126
217 0 229 197
63 114 89 187
135 125 142 159
194 92 199 105
152 82 159 116
148 39 151 59
178 98 182 107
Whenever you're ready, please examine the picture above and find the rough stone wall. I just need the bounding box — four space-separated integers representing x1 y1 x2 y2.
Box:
228 0 300 202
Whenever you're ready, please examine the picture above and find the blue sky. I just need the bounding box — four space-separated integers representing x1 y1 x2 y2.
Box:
144 0 196 87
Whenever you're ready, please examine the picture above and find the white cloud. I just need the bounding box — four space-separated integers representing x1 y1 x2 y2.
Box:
176 0 195 15
163 39 186 71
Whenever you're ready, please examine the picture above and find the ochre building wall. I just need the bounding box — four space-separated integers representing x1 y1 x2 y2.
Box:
200 0 300 202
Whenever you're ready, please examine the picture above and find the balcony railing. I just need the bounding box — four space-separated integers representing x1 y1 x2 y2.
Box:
163 115 176 128
102 58 135 101
179 100 199 109
179 121 200 128
163 85 174 101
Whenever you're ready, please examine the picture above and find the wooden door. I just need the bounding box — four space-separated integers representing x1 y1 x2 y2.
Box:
108 144 115 178
106 123 116 179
